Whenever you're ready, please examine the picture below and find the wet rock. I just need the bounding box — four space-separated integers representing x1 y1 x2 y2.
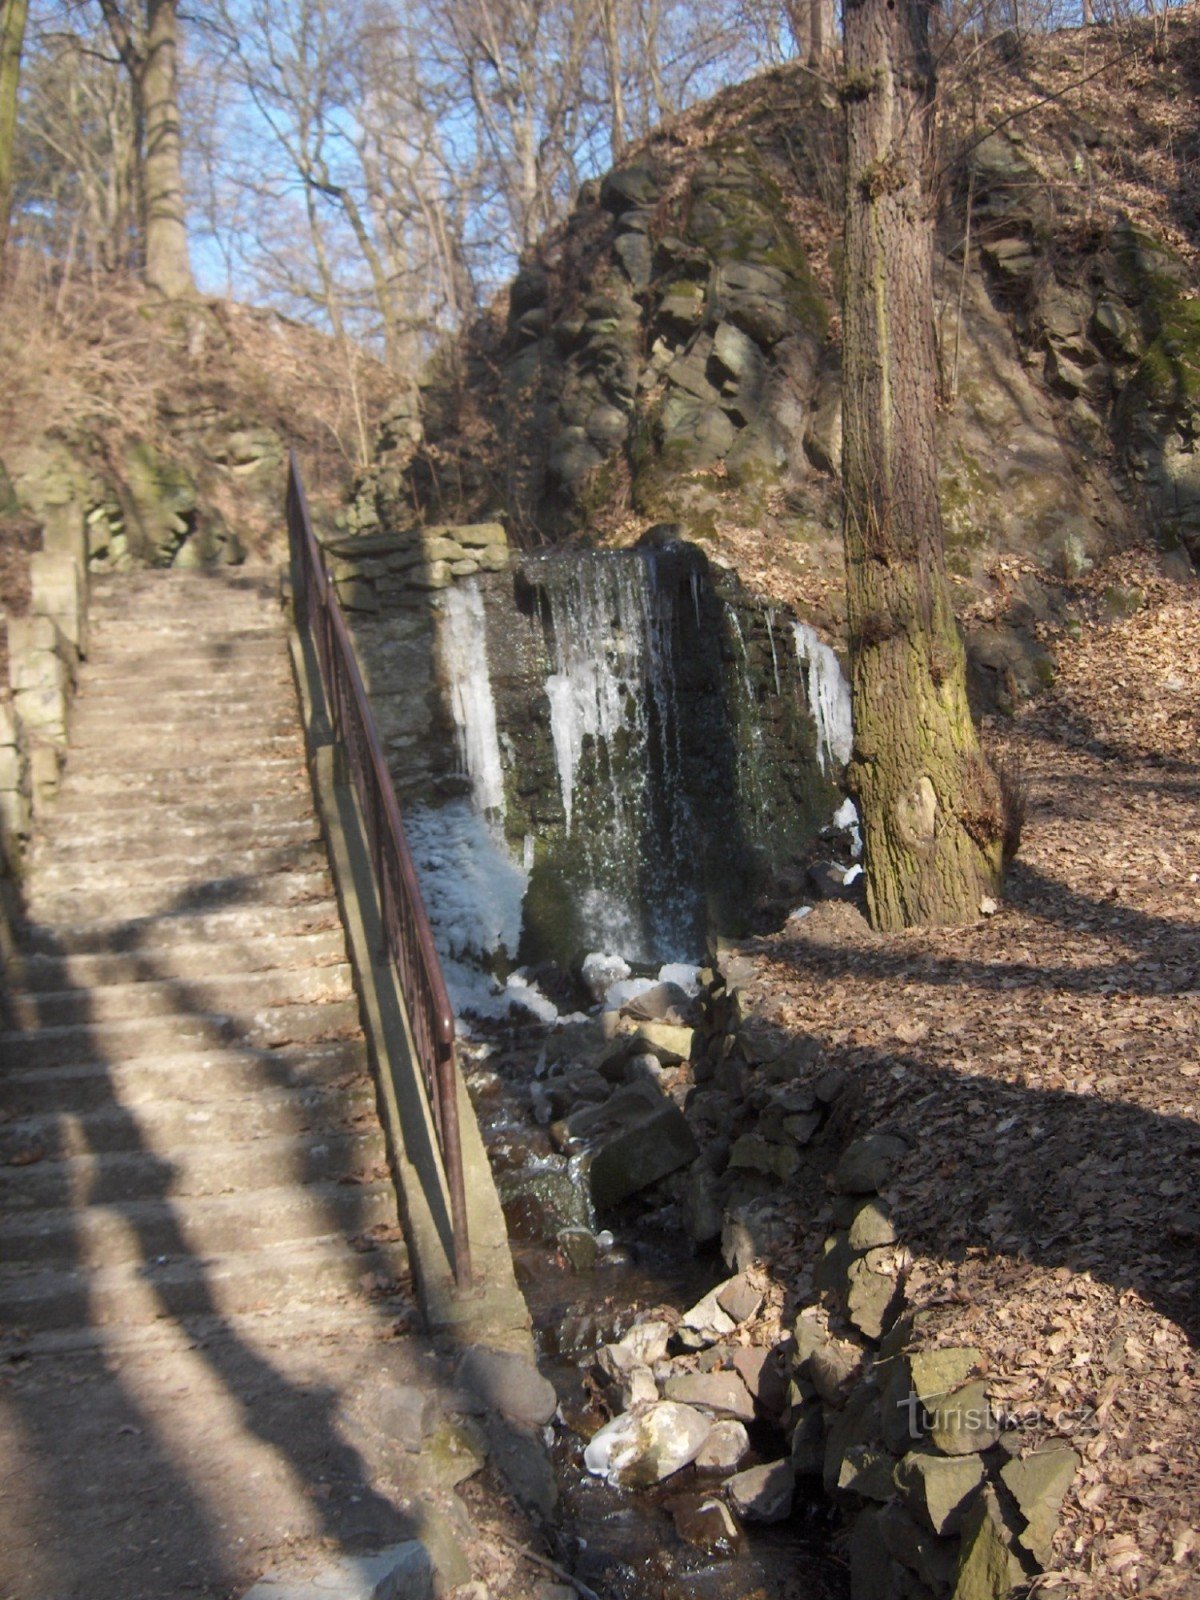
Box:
833 1134 909 1195
484 1412 559 1521
624 1051 666 1089
581 950 631 1002
727 1460 795 1523
1000 1445 1079 1567
895 1449 986 1536
457 1346 558 1430
621 981 695 1024
694 1418 750 1474
583 1401 713 1487
556 1227 599 1272
662 1370 756 1421
586 1096 699 1210
667 1492 743 1554
682 1160 724 1244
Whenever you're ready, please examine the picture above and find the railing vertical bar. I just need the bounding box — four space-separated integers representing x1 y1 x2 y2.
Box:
286 453 471 1290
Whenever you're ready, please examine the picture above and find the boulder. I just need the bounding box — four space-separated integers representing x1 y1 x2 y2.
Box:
895 1448 987 1536
927 1380 1000 1457
694 1418 750 1473
846 1254 903 1341
1000 1445 1079 1567
833 1134 909 1195
583 1401 713 1487
727 1460 795 1523
848 1198 898 1251
715 1272 764 1325
585 1096 699 1210
952 1486 1028 1599
667 1493 742 1553
661 1370 756 1422
456 1347 558 1430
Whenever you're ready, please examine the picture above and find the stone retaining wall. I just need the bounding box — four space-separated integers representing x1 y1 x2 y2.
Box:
0 509 91 992
691 944 1080 1600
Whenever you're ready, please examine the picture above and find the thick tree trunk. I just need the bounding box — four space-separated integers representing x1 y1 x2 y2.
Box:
140 0 193 297
840 0 1003 930
0 0 29 261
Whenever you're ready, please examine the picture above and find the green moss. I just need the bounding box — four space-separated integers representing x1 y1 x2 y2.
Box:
939 447 997 549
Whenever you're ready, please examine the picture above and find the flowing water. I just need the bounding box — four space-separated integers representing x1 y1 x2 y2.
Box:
413 547 852 1003
463 1027 849 1600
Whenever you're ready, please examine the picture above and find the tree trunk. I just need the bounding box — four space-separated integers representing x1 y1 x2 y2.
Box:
0 0 29 261
140 0 193 296
840 0 1003 931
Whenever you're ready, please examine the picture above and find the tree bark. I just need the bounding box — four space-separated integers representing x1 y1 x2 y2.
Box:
99 0 194 298
840 0 1003 931
0 0 29 261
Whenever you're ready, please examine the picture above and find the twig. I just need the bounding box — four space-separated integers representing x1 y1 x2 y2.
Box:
486 1526 601 1600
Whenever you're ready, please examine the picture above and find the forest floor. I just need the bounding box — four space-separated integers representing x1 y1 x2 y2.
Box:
732 543 1200 1597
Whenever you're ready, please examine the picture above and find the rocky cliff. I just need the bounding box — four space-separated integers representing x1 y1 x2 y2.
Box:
346 23 1200 716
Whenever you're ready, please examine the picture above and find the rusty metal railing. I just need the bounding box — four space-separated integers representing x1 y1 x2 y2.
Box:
286 453 471 1288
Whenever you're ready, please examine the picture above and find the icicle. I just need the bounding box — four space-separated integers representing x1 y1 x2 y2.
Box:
792 622 853 774
437 581 506 818
765 609 783 697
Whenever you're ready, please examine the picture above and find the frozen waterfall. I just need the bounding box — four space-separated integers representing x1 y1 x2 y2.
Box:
792 622 853 775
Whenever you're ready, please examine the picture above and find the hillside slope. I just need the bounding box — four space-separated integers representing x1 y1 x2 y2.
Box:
347 18 1200 717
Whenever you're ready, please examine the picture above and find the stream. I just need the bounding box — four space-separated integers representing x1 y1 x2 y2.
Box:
461 1019 849 1600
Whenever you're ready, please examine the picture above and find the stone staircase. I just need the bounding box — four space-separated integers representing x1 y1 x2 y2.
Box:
0 568 411 1354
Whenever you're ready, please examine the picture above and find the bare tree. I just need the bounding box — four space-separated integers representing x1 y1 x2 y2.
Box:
97 0 194 296
0 0 29 260
840 0 1003 929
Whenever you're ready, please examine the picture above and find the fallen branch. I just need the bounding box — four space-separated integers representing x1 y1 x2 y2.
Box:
485 1526 600 1600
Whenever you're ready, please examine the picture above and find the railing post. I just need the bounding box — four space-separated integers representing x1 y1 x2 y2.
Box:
285 453 473 1292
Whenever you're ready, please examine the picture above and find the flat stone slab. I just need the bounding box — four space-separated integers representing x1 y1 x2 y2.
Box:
242 1541 433 1600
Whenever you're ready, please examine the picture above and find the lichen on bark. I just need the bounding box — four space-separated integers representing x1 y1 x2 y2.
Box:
840 0 1002 930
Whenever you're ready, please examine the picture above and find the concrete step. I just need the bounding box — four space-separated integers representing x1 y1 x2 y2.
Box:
0 1077 376 1163
0 1234 409 1332
18 897 342 956
12 961 355 1028
55 759 308 808
31 838 327 893
0 995 362 1070
25 865 333 923
34 800 319 855
0 1297 411 1360
0 1126 387 1211
0 1180 397 1269
16 927 348 991
59 731 304 767
68 710 299 744
2 1037 371 1115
